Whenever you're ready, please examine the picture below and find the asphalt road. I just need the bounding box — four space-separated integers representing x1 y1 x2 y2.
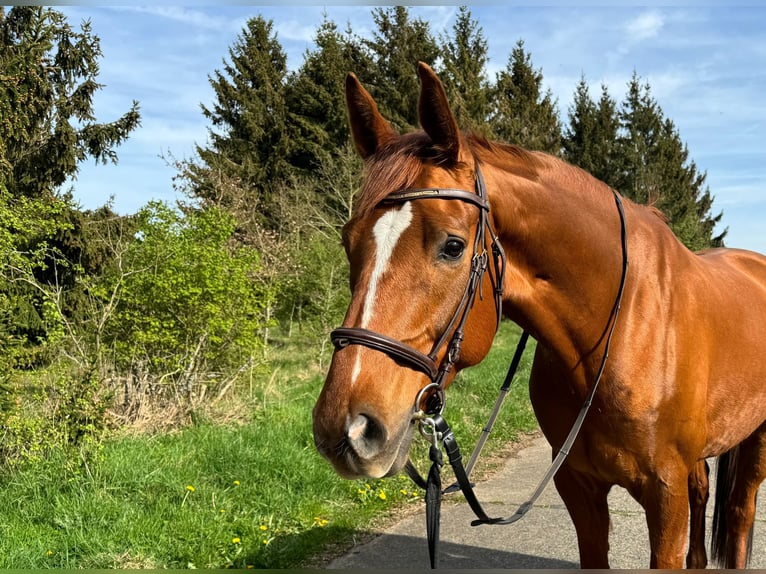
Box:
327 434 766 570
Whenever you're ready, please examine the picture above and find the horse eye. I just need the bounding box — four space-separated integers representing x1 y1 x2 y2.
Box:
442 238 465 260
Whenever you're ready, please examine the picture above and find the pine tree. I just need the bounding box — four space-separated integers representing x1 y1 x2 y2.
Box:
0 6 140 198
438 6 490 133
490 39 561 154
563 77 620 189
616 73 726 249
183 16 291 228
284 15 372 173
365 7 439 131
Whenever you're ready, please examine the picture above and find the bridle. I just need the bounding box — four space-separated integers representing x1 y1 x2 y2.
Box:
330 161 630 569
331 163 505 413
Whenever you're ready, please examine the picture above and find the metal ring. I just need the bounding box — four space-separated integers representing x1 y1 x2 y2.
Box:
412 382 444 418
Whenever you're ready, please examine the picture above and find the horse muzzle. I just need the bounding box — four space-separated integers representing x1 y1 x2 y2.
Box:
312 401 415 479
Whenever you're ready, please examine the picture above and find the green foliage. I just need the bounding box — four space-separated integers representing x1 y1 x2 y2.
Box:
182 16 291 228
563 77 620 188
438 6 490 133
490 39 562 154
0 321 536 568
0 6 140 198
364 7 439 131
564 72 726 249
100 202 269 384
0 365 110 468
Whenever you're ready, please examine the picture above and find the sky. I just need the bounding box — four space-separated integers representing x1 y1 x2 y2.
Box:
54 4 766 253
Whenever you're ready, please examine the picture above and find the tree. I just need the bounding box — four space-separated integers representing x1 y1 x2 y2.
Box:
0 6 140 198
615 73 726 249
563 76 620 189
490 39 561 154
438 6 490 133
101 202 269 386
0 6 140 360
182 16 291 228
365 7 439 131
284 15 372 173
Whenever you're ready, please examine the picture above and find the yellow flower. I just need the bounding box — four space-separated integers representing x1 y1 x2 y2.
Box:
232 537 241 544
364 483 371 490
186 485 195 492
46 550 54 557
259 524 267 531
378 491 387 500
220 508 225 514
262 539 269 545
400 489 408 495
233 480 240 486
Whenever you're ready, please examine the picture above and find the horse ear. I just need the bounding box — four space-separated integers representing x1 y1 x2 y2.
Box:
417 62 461 162
346 72 396 159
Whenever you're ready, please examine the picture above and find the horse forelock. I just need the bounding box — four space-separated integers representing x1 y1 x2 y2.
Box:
351 131 543 220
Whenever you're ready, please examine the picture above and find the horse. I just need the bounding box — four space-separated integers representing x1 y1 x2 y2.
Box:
312 61 766 569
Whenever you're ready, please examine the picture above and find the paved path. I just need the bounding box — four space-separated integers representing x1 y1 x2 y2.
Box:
328 434 766 569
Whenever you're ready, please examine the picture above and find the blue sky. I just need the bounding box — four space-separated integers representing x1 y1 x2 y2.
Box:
56 5 766 253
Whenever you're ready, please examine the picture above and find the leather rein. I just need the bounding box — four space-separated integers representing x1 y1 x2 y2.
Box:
330 164 630 569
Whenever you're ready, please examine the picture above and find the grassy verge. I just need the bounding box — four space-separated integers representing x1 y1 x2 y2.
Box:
0 321 537 568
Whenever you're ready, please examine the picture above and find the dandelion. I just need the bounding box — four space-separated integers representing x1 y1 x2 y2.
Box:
262 539 269 545
232 537 241 544
314 516 329 527
46 550 54 557
220 509 226 514
364 483 371 490
233 480 240 486
400 489 408 495
259 524 267 531
357 488 365 495
378 491 387 500
186 485 196 492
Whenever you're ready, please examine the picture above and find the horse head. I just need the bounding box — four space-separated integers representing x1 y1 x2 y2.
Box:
313 63 503 479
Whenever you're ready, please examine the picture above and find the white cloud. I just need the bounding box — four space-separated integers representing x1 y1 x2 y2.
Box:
626 10 665 41
108 6 235 32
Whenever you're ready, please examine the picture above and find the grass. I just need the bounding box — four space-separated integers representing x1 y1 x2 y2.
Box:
0 321 537 568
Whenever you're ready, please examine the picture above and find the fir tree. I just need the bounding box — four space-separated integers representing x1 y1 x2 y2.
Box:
439 6 490 133
365 7 439 131
563 76 620 189
616 73 726 248
0 6 140 198
490 40 561 154
184 16 291 228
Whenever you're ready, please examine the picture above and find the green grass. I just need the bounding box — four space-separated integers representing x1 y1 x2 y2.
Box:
0 321 537 568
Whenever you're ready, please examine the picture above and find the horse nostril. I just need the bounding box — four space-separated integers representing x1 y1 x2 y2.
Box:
346 413 388 460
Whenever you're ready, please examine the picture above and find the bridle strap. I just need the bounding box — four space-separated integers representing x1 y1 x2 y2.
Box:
332 327 439 380
382 188 489 211
330 164 503 401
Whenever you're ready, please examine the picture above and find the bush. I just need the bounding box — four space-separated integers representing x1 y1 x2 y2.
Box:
97 202 271 410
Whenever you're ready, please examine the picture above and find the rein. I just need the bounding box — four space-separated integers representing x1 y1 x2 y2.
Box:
330 167 630 568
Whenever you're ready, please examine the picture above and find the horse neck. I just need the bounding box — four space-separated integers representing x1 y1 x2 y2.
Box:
483 152 629 371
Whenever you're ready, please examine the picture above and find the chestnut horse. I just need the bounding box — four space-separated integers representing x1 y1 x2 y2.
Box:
312 62 766 569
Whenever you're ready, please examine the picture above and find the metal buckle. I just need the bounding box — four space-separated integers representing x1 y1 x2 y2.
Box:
418 416 442 448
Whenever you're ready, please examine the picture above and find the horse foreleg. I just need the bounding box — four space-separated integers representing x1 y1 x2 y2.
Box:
686 459 710 569
643 465 690 569
554 463 612 568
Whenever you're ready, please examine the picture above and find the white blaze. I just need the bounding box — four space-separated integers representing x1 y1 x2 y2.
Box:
351 202 413 385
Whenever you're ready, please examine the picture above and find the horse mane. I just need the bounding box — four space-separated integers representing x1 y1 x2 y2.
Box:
352 131 542 218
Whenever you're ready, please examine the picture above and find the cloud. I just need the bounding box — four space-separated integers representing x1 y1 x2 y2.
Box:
626 10 665 41
108 6 236 32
